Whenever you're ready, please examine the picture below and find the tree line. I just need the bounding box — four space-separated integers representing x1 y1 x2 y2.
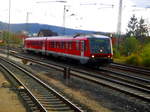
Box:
126 14 149 39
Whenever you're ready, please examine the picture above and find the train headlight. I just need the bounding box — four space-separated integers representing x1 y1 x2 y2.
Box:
100 49 103 52
108 55 111 58
91 55 95 58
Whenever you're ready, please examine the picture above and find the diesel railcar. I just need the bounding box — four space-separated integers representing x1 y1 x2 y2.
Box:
24 34 113 65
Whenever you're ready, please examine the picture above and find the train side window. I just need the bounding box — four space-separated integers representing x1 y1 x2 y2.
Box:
62 42 64 49
50 41 51 48
80 41 86 51
84 41 86 51
49 41 51 48
56 42 58 48
61 42 63 49
73 41 76 50
51 42 54 48
68 42 70 49
53 42 55 48
69 42 72 50
66 42 68 49
41 41 43 46
58 42 60 49
67 42 69 49
68 42 70 50
63 42 65 49
60 42 62 49
65 42 67 49
55 42 57 48
40 41 42 46
59 42 60 49
76 40 80 51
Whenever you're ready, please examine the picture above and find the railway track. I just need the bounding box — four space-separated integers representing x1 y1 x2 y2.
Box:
110 62 150 76
6 51 150 103
0 56 83 112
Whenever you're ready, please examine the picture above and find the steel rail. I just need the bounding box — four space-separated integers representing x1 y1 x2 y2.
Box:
0 57 83 112
70 70 150 102
5 53 150 102
71 68 150 92
100 67 150 83
111 62 150 75
0 63 47 112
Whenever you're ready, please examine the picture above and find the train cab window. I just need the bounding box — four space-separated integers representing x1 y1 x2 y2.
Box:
90 38 111 54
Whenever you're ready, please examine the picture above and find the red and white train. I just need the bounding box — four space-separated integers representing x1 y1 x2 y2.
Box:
24 34 113 65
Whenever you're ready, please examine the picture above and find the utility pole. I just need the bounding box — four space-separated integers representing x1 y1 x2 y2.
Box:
62 5 69 35
63 5 66 35
26 12 31 35
116 0 123 49
7 0 11 58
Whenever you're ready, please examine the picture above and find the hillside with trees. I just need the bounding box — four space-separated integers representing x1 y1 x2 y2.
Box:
114 15 150 67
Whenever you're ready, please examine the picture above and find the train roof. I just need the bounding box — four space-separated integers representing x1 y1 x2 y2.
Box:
25 34 110 41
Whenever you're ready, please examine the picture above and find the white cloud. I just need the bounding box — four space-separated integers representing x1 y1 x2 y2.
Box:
0 0 149 33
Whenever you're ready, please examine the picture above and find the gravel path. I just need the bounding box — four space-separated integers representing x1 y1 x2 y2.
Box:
0 71 26 112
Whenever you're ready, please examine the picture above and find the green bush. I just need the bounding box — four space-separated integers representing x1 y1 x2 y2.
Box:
125 54 142 66
121 37 140 56
142 58 150 67
113 47 121 58
141 43 150 67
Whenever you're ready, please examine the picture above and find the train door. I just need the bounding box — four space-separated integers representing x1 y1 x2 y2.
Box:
42 39 46 55
42 40 45 50
81 40 84 57
80 40 88 64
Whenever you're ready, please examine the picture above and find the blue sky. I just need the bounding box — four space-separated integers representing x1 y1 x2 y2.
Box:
0 0 150 33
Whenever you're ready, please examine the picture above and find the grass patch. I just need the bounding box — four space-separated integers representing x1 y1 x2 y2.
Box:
140 43 150 67
125 54 142 66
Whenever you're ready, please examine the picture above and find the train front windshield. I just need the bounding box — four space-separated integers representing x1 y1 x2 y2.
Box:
90 38 111 54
